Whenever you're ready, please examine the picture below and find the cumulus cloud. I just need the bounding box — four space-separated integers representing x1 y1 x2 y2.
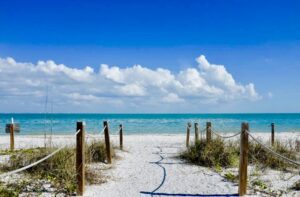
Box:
162 93 184 103
0 55 260 112
37 60 94 82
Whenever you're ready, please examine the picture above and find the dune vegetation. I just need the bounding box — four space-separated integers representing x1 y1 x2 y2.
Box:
0 140 113 196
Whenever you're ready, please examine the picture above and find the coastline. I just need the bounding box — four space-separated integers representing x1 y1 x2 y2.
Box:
0 132 299 149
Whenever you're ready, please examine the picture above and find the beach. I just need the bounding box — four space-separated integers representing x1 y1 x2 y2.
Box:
0 132 299 196
1 0 300 196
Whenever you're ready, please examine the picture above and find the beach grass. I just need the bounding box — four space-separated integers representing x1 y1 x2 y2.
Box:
180 138 298 170
180 137 299 195
0 140 113 196
180 138 239 168
0 181 25 197
248 140 298 170
86 140 114 163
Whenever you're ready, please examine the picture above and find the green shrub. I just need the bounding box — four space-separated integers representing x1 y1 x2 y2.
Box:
180 138 239 167
181 137 298 171
0 180 36 197
251 179 267 190
248 140 297 170
0 140 111 195
224 171 238 182
0 184 19 197
86 140 111 163
3 147 76 194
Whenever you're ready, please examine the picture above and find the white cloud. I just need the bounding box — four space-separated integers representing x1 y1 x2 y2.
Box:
36 60 94 82
0 55 260 112
66 92 100 102
267 92 273 99
196 55 260 100
119 84 146 96
162 93 184 103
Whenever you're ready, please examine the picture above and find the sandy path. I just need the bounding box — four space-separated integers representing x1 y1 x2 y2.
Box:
85 135 238 197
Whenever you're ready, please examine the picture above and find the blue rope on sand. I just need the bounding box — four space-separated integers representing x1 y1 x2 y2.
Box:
151 147 167 193
140 146 239 197
140 191 239 196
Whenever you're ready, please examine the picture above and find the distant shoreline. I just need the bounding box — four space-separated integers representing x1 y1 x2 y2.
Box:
0 132 298 148
0 130 299 136
2 113 300 135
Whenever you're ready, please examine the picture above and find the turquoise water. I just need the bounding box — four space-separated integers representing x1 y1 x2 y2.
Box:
0 113 300 135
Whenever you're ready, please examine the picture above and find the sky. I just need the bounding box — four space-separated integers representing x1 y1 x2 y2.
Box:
0 0 300 113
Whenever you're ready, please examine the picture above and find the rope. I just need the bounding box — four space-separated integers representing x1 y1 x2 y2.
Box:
85 132 99 139
114 127 121 135
246 130 300 167
100 125 106 135
211 130 241 139
87 125 106 136
0 129 82 178
150 146 166 193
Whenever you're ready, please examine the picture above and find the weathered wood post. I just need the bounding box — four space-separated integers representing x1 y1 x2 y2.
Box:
194 122 199 142
238 122 249 196
186 122 191 147
119 124 123 150
271 123 275 146
103 121 112 164
9 124 14 151
76 121 85 196
206 122 212 142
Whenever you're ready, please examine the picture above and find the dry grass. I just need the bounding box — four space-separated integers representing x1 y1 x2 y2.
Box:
1 147 77 194
86 140 114 163
180 138 298 171
0 140 113 195
248 140 298 170
0 181 26 197
180 138 239 168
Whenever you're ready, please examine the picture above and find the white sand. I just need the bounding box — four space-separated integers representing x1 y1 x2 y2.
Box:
85 134 239 197
0 132 299 197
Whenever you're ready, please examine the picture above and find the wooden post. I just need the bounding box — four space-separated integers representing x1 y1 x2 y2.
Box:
238 122 249 196
186 122 191 147
76 121 85 196
206 122 212 142
9 124 14 151
194 123 199 142
119 124 123 150
271 123 275 146
103 121 112 164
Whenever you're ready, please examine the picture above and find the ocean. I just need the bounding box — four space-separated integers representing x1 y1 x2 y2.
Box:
0 113 300 135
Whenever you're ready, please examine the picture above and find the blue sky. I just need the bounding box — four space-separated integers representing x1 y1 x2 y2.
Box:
0 0 300 112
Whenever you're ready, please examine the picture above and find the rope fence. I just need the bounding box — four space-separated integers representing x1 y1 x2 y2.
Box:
86 125 123 137
85 125 106 139
211 129 241 139
246 130 300 167
186 121 300 196
1 119 298 196
0 129 81 178
114 127 121 135
0 121 124 196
